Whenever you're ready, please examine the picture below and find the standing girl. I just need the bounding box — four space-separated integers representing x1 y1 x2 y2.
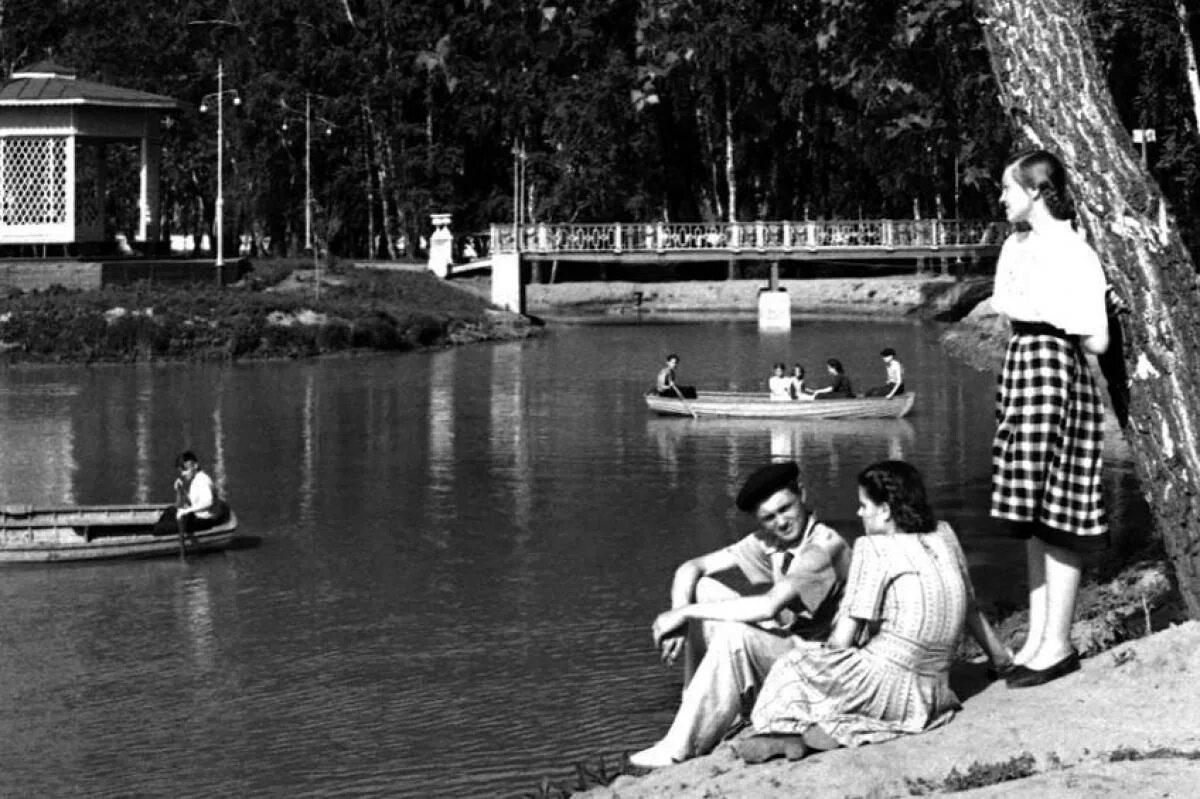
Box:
991 150 1110 688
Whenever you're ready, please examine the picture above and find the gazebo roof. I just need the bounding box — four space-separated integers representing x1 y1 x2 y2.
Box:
0 61 176 109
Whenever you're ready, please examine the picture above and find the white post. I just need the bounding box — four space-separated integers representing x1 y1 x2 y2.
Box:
216 60 225 279
428 213 453 278
491 251 524 313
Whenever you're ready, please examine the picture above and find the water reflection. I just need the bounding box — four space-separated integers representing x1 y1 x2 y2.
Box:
178 571 217 671
135 371 152 503
647 417 916 475
489 342 532 538
426 349 456 549
0 382 79 504
299 369 317 524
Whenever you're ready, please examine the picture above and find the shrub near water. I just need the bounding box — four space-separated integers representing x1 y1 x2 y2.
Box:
0 267 526 363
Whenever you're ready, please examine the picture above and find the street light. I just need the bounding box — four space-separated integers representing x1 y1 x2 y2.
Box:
199 60 240 282
280 92 336 253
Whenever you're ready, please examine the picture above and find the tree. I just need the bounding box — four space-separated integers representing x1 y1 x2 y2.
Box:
978 0 1200 615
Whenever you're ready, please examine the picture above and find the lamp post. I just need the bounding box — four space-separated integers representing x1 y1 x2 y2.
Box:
199 61 240 284
281 93 335 253
280 93 336 298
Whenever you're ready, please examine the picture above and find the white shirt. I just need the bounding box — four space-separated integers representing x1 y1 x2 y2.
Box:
768 375 793 401
885 359 903 385
991 227 1107 338
185 470 217 519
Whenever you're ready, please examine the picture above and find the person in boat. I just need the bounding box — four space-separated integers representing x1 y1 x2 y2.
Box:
864 348 905 398
810 358 854 400
628 461 852 769
169 451 227 544
788 364 815 401
734 460 1013 764
656 353 696 399
767 362 792 401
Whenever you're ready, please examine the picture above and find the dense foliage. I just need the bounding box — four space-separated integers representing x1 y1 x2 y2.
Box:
0 267 531 363
0 0 1194 258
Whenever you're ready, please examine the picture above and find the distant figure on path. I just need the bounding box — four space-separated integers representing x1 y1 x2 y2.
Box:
628 462 851 768
990 150 1110 689
655 354 696 399
810 358 854 399
864 348 905 398
767 363 792 401
735 460 1013 764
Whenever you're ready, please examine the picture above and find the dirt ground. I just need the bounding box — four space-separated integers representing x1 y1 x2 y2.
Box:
522 276 980 318
582 621 1200 798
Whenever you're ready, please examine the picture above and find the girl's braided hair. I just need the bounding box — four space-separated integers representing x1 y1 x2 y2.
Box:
857 460 936 534
1008 149 1078 225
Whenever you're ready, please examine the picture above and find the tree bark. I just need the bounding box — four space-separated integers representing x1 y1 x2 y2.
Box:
1177 0 1200 135
978 0 1200 616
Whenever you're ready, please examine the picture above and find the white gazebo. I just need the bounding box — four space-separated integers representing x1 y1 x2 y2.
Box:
0 61 176 247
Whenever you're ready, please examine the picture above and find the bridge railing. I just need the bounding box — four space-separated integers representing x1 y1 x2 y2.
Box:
489 219 1004 254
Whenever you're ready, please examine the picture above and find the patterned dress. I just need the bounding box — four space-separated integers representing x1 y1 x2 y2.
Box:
750 522 969 746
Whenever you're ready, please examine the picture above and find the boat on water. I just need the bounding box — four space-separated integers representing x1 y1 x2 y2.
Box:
644 390 916 419
0 504 239 563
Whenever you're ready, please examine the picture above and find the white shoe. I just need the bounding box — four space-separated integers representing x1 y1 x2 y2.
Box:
629 743 683 769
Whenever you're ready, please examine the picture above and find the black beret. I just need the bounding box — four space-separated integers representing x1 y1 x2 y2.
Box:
735 461 801 512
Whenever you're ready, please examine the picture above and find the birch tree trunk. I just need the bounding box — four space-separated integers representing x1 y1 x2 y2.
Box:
1177 0 1200 134
978 0 1200 616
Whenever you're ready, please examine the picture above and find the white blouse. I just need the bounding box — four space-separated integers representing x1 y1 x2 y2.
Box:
991 226 1107 338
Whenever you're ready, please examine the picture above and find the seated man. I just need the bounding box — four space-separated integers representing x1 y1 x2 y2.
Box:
167 450 227 544
655 353 696 399
629 462 852 768
864 347 906 398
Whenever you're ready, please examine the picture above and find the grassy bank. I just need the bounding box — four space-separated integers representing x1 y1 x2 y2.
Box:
0 259 540 363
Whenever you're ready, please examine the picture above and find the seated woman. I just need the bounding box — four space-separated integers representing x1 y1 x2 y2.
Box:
767 362 792 401
788 364 815 401
809 358 855 400
735 460 1012 764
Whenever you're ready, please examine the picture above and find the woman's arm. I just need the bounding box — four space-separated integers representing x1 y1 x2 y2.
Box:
965 604 1012 667
1081 329 1109 355
825 614 863 649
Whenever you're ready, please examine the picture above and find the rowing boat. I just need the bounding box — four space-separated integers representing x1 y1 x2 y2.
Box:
644 390 915 419
0 503 239 563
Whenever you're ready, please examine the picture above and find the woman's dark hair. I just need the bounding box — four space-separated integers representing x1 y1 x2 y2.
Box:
1008 149 1077 224
826 358 844 374
880 348 896 358
791 363 805 378
772 361 786 372
857 460 936 534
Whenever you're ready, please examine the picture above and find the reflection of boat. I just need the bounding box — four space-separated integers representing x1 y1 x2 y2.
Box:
644 391 915 419
0 504 238 563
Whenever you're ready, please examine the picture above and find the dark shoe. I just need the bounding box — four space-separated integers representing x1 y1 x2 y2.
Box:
733 734 808 764
1005 651 1080 688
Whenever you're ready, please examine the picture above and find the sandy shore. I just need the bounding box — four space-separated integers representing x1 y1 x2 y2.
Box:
582 621 1200 798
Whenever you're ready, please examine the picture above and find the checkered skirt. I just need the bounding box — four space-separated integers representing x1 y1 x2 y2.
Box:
990 331 1107 543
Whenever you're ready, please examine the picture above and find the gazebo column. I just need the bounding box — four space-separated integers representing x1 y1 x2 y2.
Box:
138 133 162 244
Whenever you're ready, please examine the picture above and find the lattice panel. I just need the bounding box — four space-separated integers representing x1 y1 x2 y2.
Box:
1 136 68 225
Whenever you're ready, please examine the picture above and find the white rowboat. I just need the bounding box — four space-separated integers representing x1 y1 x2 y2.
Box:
644 390 915 419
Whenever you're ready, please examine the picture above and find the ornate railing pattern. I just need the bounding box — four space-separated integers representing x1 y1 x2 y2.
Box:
489 219 1004 255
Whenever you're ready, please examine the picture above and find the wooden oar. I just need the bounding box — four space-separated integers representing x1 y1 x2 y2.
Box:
672 384 699 420
174 483 188 561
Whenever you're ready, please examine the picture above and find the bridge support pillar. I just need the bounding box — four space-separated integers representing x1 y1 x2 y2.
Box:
758 287 791 331
492 251 525 313
428 213 453 278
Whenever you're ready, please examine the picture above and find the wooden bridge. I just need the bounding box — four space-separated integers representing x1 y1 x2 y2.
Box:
425 216 1004 314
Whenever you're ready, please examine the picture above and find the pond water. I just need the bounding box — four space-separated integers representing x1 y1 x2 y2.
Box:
0 319 1145 797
